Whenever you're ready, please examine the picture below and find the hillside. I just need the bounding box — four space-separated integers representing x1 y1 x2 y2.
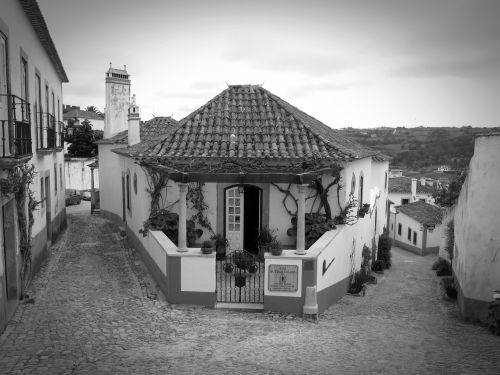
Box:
340 126 500 170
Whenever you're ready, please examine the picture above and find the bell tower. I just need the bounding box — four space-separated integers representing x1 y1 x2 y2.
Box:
104 63 130 138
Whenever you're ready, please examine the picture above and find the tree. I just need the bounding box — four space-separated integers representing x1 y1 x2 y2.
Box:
67 120 103 157
84 105 104 118
433 171 467 207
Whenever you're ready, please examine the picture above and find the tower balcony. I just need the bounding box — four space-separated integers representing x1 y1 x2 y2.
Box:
0 94 33 163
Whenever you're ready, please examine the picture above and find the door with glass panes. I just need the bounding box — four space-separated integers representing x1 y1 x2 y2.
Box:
225 187 243 252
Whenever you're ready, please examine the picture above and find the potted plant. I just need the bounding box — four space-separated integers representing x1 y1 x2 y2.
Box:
358 203 370 218
270 239 283 256
201 240 214 254
257 226 277 258
211 234 229 260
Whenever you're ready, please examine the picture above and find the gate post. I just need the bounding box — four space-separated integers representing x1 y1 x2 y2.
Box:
177 183 188 252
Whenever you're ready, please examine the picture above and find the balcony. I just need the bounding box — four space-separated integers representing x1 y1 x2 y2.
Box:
0 94 33 162
37 113 64 151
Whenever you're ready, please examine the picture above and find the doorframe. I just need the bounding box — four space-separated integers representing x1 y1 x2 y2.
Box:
219 183 267 251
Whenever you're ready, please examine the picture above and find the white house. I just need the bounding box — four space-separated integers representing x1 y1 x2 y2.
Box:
63 105 104 132
0 0 68 333
98 72 389 316
389 176 436 206
453 132 500 323
389 201 443 256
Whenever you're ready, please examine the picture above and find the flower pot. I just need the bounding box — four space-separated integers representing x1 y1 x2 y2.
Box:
201 247 213 254
271 247 283 256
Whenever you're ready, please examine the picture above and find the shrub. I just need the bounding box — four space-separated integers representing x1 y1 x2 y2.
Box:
371 259 385 272
444 220 455 261
436 259 452 276
377 230 392 268
441 277 457 299
348 271 365 294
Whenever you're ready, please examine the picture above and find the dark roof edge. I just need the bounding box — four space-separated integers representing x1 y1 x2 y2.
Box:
18 0 69 82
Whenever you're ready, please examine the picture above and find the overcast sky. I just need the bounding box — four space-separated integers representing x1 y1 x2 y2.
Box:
38 0 500 128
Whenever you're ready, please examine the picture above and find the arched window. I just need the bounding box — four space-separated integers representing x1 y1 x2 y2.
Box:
358 172 364 208
126 170 131 211
350 172 356 196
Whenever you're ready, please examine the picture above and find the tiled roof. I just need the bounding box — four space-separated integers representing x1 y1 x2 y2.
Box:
63 109 104 121
18 0 68 82
397 201 444 225
99 116 178 145
120 85 382 172
389 177 436 194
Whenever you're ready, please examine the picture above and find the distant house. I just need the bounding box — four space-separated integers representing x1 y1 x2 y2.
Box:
436 165 451 172
453 132 500 323
389 201 444 256
63 105 104 131
388 176 437 206
389 169 404 178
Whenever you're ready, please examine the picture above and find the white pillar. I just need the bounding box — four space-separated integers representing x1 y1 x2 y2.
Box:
295 184 308 255
177 183 188 252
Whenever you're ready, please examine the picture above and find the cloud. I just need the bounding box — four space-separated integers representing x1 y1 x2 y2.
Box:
286 80 369 97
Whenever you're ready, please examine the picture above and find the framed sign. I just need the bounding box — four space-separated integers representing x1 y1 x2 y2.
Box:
268 265 298 292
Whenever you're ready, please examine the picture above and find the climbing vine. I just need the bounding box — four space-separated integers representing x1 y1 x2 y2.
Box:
140 166 213 242
0 164 39 297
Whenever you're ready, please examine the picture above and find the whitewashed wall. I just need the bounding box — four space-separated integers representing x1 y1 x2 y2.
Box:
98 144 126 218
454 134 500 305
1 0 66 238
64 158 98 191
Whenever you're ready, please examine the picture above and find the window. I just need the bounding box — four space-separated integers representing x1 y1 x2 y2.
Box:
20 57 28 102
35 73 41 148
402 198 409 205
398 223 402 235
59 164 62 190
358 173 364 208
407 228 412 241
419 198 426 202
384 171 388 191
54 163 57 194
391 223 393 231
126 172 131 210
413 231 417 245
40 177 45 209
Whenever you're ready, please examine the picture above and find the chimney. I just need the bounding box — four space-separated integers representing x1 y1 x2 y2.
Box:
420 177 426 186
411 178 417 202
128 94 140 146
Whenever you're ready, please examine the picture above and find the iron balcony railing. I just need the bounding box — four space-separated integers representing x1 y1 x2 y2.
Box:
0 94 32 158
37 112 60 150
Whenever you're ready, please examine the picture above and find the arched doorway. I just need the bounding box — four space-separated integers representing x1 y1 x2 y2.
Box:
224 184 262 254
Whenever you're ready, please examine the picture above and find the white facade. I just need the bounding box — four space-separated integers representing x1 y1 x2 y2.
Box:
64 157 98 191
1 0 67 332
453 133 500 322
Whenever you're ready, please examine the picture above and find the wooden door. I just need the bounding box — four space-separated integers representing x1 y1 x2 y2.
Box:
226 187 244 252
0 33 8 156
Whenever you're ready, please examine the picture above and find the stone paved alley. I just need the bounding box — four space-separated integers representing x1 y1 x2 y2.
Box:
1 205 499 374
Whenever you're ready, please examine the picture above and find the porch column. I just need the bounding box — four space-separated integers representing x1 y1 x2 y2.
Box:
295 184 308 255
177 183 188 252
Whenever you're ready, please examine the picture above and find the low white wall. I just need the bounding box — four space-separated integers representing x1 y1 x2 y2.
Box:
181 256 215 292
64 158 98 191
315 214 373 292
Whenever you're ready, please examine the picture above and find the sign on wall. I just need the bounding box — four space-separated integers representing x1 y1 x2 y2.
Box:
268 265 298 292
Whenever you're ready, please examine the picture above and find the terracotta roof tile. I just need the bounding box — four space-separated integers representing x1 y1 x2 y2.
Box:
99 116 178 145
124 86 381 171
63 109 103 121
397 201 444 225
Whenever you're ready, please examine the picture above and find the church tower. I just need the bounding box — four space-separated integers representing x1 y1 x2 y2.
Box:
104 63 130 138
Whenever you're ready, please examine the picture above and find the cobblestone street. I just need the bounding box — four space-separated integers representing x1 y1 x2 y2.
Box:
1 208 499 374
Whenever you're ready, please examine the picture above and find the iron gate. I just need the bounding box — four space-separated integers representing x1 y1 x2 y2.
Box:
216 250 264 303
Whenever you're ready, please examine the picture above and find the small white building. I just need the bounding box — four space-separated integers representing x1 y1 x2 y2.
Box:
389 176 436 206
63 105 104 131
389 201 443 256
453 132 500 322
98 69 390 316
